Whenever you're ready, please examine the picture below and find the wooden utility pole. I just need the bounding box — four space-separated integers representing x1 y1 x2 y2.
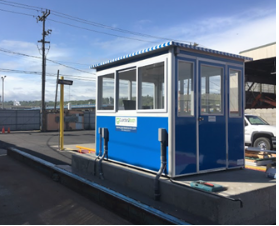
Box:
37 10 51 132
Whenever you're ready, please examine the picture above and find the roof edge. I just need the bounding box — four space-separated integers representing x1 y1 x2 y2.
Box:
90 41 253 69
239 42 276 54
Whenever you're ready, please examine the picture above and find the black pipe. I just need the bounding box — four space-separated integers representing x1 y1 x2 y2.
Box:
154 128 168 201
99 128 108 180
94 127 102 176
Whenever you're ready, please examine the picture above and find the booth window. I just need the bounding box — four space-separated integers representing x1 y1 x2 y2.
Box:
229 69 241 116
138 62 165 110
178 61 194 116
118 69 136 110
98 73 115 110
201 65 223 114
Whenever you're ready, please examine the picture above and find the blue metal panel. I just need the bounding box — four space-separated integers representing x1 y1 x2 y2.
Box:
198 61 226 171
96 116 169 173
179 50 244 65
175 57 197 175
227 66 245 168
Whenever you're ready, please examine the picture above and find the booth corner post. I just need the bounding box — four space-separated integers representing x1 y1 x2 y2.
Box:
60 76 64 150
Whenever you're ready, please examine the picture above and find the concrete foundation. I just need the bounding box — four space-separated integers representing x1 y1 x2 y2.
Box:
72 154 276 225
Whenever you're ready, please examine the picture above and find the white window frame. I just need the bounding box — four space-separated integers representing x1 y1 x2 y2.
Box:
137 56 168 113
96 68 116 113
116 67 137 112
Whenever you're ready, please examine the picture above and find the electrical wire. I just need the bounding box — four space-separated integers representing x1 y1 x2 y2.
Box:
0 0 195 44
0 48 95 75
0 68 96 81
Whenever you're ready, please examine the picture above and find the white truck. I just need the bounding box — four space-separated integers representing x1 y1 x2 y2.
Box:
245 114 276 150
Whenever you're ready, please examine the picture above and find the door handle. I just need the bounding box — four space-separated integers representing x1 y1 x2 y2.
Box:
198 117 204 121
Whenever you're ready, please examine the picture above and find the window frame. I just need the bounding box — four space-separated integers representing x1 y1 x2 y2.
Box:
137 57 168 113
116 67 137 112
229 68 242 118
177 59 195 117
200 64 224 116
97 69 116 113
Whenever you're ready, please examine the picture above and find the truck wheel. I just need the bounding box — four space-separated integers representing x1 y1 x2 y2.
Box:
253 137 271 150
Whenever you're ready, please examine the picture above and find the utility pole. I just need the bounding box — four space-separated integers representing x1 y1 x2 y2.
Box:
1 75 6 109
54 70 59 111
37 10 51 132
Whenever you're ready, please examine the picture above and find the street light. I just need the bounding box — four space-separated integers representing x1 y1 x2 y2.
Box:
1 76 6 109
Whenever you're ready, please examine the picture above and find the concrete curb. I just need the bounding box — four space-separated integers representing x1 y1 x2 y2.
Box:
7 147 188 225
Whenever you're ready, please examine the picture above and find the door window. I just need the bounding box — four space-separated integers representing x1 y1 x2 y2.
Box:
229 69 241 116
178 61 194 116
200 65 223 115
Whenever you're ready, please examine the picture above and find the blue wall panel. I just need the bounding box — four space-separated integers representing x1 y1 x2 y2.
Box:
228 118 244 167
96 116 168 173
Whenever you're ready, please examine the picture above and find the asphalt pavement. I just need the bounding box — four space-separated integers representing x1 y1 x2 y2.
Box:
0 131 131 224
0 148 131 225
0 130 95 165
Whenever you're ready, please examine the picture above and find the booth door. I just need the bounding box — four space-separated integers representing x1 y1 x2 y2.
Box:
198 62 226 171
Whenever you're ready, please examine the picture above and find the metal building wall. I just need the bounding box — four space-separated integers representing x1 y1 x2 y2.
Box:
0 110 40 131
84 111 95 130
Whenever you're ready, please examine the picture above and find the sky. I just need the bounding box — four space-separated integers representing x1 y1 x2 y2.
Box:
0 0 276 103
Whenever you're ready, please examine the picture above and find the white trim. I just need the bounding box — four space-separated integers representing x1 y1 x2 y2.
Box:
169 48 175 177
97 72 116 114
96 112 169 117
137 58 168 113
96 54 169 115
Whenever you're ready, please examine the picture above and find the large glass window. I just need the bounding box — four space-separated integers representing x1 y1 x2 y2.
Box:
118 69 136 110
138 62 165 110
201 65 223 114
98 73 115 110
178 61 194 116
229 70 241 116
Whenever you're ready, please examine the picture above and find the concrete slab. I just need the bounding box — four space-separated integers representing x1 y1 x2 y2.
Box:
72 154 276 225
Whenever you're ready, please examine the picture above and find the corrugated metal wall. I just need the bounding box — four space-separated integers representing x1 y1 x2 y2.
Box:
0 110 40 131
84 111 95 130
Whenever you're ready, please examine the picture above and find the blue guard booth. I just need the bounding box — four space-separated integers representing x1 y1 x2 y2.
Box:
91 41 252 177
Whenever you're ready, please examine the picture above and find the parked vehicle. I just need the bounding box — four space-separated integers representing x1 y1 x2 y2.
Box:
244 114 276 150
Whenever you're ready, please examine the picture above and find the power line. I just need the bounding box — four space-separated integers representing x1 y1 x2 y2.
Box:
0 48 91 67
0 48 95 75
48 18 157 43
0 0 194 44
0 68 96 81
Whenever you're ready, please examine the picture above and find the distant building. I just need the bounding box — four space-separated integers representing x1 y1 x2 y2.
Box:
240 42 276 125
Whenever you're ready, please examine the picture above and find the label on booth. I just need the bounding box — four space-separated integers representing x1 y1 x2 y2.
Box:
115 117 137 133
208 116 216 122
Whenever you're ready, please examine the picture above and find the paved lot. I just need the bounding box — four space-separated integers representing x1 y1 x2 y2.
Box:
0 149 131 225
0 130 95 165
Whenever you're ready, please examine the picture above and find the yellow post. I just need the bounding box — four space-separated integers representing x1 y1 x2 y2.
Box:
60 76 64 150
